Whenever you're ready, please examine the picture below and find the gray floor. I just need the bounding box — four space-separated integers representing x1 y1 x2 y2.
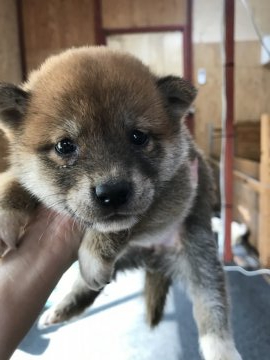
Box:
11 266 270 360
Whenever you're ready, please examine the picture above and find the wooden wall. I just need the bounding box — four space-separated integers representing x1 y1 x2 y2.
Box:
0 0 21 83
107 32 184 77
102 0 186 28
194 42 222 153
20 0 187 74
235 41 270 121
21 0 95 73
0 0 21 172
233 174 259 248
194 40 270 153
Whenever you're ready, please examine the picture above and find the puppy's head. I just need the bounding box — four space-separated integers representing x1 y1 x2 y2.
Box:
0 47 196 232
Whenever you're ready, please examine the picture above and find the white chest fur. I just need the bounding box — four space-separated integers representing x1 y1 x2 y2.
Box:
130 223 182 250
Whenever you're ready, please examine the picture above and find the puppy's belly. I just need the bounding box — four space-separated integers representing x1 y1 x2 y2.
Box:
130 224 182 250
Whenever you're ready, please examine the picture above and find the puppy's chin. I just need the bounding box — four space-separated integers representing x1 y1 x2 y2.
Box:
93 215 138 233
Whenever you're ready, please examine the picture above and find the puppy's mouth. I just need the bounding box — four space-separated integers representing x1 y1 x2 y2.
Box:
65 206 138 232
94 214 138 232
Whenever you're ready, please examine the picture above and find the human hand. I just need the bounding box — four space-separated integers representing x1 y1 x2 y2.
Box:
0 207 82 359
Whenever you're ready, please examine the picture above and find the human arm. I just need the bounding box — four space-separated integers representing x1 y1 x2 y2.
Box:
0 208 81 359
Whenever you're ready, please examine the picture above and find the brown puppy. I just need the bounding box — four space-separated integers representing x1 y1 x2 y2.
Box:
0 47 241 360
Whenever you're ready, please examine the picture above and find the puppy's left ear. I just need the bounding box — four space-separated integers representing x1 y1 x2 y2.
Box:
0 83 29 138
157 76 197 119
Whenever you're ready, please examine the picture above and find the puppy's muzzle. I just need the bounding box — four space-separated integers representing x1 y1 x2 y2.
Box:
94 181 132 208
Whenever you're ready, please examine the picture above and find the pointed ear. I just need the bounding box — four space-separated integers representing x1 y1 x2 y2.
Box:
157 76 197 119
0 83 29 137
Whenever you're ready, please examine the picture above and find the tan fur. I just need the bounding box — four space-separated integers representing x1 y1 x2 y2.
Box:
0 47 241 360
0 170 36 255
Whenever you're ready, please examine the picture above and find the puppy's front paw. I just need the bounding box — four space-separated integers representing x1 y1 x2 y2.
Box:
0 209 29 257
38 301 79 328
38 306 64 328
200 334 242 360
78 247 113 291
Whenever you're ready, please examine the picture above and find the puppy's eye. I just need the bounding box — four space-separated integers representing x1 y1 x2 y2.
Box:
55 138 77 155
130 130 149 146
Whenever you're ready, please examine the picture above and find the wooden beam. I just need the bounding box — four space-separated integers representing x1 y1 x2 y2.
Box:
103 25 185 34
94 0 106 45
208 158 261 193
222 0 235 263
259 114 270 267
183 0 194 134
233 169 261 193
16 0 26 79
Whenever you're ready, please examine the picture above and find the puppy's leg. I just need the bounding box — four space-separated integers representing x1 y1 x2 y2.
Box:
145 271 171 328
39 274 101 327
179 227 242 360
115 246 172 327
40 246 151 327
0 170 37 256
78 229 129 290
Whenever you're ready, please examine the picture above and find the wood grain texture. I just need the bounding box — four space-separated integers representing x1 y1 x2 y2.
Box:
102 0 187 28
194 40 270 154
21 0 95 73
107 32 183 77
209 158 259 248
209 122 261 162
259 114 270 267
194 42 222 153
0 131 8 173
234 157 259 180
0 0 22 83
233 179 259 248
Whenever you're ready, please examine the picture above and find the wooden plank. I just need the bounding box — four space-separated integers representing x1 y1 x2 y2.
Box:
234 157 259 179
208 158 260 192
209 121 261 161
0 0 22 83
233 169 261 193
235 122 260 161
194 40 270 154
233 178 259 248
0 131 8 173
209 157 260 249
259 114 270 267
21 0 95 73
210 129 222 159
102 0 187 29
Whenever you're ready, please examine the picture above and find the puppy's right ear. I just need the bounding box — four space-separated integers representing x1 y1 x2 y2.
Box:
156 76 197 120
0 83 29 138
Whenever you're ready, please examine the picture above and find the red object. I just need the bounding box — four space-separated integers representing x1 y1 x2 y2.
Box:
94 0 106 44
16 0 27 80
184 0 194 133
223 0 235 263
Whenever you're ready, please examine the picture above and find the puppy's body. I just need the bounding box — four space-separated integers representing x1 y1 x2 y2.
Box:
0 47 241 360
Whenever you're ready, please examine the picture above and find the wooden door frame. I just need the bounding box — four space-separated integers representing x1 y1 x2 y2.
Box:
94 0 194 133
94 0 192 82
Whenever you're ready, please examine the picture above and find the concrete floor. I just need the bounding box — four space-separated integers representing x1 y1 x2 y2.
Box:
11 265 270 360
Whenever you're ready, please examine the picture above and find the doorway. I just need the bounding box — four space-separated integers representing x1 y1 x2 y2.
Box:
107 31 183 77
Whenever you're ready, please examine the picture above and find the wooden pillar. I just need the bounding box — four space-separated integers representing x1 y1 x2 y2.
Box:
184 0 194 134
259 114 270 267
94 0 106 45
222 0 234 263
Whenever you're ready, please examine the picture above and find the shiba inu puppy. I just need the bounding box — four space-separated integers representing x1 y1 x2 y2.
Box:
0 47 241 360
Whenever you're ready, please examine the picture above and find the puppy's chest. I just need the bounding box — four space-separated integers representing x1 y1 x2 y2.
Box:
130 224 182 250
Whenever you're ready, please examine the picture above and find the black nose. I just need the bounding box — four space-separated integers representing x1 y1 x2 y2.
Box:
94 181 132 208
